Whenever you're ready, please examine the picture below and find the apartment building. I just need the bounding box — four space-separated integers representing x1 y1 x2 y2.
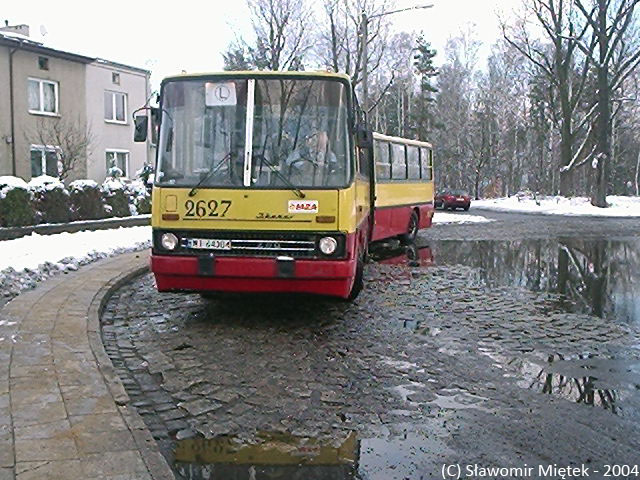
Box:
86 59 152 181
0 23 152 183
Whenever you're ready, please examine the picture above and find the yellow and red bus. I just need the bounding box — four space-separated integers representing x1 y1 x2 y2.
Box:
134 71 434 300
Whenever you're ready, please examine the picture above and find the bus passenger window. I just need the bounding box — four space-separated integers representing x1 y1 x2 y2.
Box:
407 146 420 179
375 142 391 180
421 148 432 180
391 143 407 180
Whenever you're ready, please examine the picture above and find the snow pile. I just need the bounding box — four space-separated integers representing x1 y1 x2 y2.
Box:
474 195 640 217
102 177 125 192
0 176 29 199
27 175 64 191
69 179 99 191
433 212 492 224
0 226 151 301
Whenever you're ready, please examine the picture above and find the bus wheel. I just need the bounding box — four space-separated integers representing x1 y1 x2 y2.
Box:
401 211 419 244
346 250 365 301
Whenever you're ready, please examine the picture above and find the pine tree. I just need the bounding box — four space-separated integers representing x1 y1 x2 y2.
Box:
409 33 438 140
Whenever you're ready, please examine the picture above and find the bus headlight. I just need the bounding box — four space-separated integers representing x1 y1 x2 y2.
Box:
161 233 179 250
319 236 338 255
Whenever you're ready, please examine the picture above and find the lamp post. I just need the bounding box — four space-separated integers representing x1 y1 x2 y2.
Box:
360 3 434 114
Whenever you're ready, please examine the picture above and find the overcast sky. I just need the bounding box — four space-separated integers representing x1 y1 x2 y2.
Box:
3 0 519 90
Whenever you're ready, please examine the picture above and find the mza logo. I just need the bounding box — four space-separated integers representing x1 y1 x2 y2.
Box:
288 200 318 214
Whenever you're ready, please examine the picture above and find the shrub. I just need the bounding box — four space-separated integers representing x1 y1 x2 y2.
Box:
134 194 152 214
101 178 131 218
28 175 71 224
0 176 36 227
69 180 107 220
125 180 151 215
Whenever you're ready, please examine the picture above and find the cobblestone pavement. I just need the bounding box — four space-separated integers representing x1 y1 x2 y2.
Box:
101 213 640 480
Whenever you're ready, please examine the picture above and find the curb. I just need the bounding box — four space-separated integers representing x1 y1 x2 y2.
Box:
0 214 151 241
86 255 176 480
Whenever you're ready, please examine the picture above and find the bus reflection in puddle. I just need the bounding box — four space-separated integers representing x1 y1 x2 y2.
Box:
369 240 434 267
173 431 358 480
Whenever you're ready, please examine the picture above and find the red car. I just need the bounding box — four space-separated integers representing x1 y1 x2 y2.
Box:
435 190 471 211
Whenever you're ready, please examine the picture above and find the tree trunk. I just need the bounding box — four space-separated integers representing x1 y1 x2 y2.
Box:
559 120 573 196
591 0 609 208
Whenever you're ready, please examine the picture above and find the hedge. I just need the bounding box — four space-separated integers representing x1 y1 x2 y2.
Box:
0 175 151 228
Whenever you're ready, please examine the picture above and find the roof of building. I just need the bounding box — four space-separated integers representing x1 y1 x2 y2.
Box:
0 31 149 75
93 58 150 75
0 31 95 63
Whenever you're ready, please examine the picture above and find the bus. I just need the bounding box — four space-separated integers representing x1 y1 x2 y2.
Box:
133 71 434 300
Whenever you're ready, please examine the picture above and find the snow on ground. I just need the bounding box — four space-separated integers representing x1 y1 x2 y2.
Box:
1 226 151 303
433 211 492 224
473 195 640 217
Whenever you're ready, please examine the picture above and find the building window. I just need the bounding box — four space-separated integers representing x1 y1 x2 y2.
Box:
112 72 120 85
30 145 60 177
106 150 129 177
28 78 58 115
104 91 127 123
38 56 49 71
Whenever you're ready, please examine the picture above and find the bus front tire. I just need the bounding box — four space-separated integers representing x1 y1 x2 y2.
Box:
401 211 419 244
346 251 365 301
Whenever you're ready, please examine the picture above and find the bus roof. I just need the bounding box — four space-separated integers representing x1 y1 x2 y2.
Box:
373 132 433 149
162 70 351 83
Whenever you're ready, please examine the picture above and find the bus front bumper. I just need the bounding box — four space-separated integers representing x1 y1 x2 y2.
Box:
151 255 357 298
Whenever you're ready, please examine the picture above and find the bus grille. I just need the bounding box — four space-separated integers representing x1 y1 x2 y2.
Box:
153 230 345 259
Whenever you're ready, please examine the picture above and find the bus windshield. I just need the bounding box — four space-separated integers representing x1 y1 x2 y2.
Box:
156 78 351 189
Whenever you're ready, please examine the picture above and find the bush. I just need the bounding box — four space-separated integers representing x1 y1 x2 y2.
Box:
125 180 151 215
0 176 36 227
28 175 71 224
69 180 107 220
101 178 131 218
134 194 152 214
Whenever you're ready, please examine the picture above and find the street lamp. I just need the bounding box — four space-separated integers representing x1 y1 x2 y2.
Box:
360 3 434 114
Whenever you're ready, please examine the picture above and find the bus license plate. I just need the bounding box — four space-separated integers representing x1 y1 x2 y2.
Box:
187 239 232 250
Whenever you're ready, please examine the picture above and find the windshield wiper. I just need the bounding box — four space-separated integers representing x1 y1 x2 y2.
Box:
255 154 305 199
188 152 232 197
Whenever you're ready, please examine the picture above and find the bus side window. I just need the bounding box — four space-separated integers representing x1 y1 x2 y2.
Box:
421 148 433 180
391 143 407 180
407 146 420 180
375 142 391 180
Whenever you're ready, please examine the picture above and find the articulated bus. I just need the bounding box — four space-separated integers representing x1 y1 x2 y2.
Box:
134 71 434 300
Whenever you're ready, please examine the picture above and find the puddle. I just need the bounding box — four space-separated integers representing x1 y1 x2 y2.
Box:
369 241 434 268
173 431 358 479
428 388 491 412
509 352 640 415
171 426 452 480
358 424 453 480
431 238 640 325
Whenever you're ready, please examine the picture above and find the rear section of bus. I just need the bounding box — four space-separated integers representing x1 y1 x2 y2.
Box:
147 72 370 298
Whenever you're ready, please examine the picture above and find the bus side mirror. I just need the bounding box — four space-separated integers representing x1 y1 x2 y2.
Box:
355 127 373 149
134 115 148 142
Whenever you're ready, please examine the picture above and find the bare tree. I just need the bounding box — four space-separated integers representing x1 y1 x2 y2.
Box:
32 116 93 181
502 0 595 195
318 0 395 96
224 0 313 70
573 0 640 206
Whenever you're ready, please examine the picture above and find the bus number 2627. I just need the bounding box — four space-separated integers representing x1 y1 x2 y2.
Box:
184 199 232 218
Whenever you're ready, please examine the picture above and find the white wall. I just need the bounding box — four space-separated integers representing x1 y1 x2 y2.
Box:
85 62 149 182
